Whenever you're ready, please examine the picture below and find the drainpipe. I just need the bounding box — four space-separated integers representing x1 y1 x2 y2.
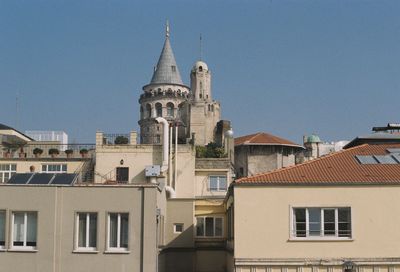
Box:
169 125 173 187
155 117 176 198
174 125 178 190
155 117 169 172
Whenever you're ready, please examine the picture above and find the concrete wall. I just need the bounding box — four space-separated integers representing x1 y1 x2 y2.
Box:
0 185 157 272
233 185 400 270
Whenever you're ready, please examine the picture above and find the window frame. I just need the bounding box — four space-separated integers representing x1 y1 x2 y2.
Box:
41 164 67 173
0 164 17 183
106 212 129 252
10 211 38 251
195 216 224 238
173 223 184 234
208 175 227 192
74 212 98 252
0 210 5 250
290 206 352 241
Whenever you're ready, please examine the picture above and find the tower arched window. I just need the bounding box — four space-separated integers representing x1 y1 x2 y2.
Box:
145 104 152 118
155 103 162 117
140 106 144 119
167 102 174 117
199 66 203 72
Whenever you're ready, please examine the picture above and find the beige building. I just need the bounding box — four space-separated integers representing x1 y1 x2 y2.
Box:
234 132 304 178
0 181 158 272
227 141 400 272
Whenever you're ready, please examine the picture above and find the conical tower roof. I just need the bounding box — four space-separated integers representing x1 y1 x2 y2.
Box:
150 24 184 85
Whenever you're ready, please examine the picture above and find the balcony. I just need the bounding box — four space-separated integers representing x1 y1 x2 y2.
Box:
1 143 95 160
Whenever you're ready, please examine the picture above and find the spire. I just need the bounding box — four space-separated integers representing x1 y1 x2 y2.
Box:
150 22 184 85
199 34 202 61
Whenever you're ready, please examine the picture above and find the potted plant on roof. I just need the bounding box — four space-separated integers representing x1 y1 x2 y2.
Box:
33 148 43 158
3 148 11 158
65 149 74 158
79 148 88 158
18 146 26 158
49 148 60 158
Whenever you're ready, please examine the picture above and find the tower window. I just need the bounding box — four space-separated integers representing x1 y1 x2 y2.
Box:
199 66 203 72
167 102 174 117
155 103 162 117
171 66 176 72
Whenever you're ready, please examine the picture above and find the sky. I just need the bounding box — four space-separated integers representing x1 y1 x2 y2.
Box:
1 0 400 144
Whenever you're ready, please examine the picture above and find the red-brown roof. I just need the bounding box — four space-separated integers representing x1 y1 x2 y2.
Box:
235 132 303 148
236 143 400 185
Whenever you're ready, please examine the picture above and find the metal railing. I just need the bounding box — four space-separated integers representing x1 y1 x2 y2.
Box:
1 143 95 159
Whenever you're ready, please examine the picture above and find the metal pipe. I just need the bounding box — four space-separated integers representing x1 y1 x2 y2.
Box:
169 125 173 187
174 125 178 190
155 117 169 172
165 185 176 198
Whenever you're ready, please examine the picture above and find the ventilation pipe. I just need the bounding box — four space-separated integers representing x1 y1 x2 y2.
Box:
156 117 176 198
155 117 169 172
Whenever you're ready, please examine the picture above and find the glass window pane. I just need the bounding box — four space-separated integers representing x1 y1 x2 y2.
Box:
338 208 351 237
109 214 118 247
11 164 16 171
294 209 306 237
209 177 218 191
42 165 46 172
219 176 227 190
324 209 336 235
196 217 204 236
215 218 223 236
78 213 87 247
13 213 25 246
26 213 37 246
62 165 67 172
0 211 5 246
205 217 214 237
120 214 129 248
89 214 97 247
308 208 321 236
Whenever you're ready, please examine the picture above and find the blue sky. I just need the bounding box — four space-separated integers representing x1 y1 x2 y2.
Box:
1 0 399 143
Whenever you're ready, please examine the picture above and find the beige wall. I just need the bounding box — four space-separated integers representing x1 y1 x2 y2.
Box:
234 185 400 260
194 170 230 198
0 185 157 272
164 199 195 248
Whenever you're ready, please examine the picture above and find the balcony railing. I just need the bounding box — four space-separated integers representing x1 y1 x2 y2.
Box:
1 143 95 159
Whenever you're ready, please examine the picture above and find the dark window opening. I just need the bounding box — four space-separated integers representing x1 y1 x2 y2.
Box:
116 167 129 183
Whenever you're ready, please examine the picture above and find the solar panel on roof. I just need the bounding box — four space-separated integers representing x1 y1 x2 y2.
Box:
374 155 399 164
51 174 77 185
7 173 33 184
28 173 54 185
355 155 378 164
386 148 400 154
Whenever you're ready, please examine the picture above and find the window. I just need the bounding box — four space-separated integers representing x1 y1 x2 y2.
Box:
11 212 37 249
196 216 223 237
42 164 67 173
171 65 176 72
0 211 5 249
107 213 129 251
166 102 174 117
209 176 227 191
292 207 351 239
155 103 162 117
76 213 97 251
155 135 161 144
116 167 129 183
173 223 184 233
0 164 16 183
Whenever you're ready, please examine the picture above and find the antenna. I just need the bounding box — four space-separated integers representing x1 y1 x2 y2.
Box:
199 34 202 61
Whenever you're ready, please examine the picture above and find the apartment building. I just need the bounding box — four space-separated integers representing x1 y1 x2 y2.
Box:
227 140 400 272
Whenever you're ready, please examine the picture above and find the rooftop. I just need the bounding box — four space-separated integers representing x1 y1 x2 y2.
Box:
234 132 303 148
235 143 400 185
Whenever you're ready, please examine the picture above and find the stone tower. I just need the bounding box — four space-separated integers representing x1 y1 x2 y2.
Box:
189 60 221 145
138 23 190 144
